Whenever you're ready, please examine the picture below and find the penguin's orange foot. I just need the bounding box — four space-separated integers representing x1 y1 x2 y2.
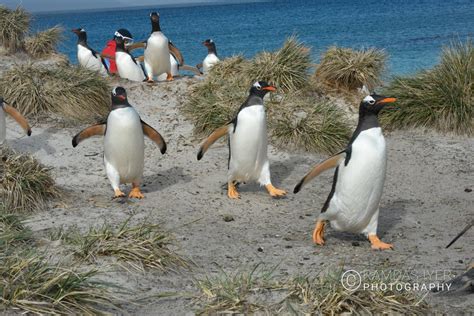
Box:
166 73 174 81
129 187 144 199
312 220 326 245
368 235 393 250
228 182 240 199
147 77 154 83
265 184 286 198
113 189 126 198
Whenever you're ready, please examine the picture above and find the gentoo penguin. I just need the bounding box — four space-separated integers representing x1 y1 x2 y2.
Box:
0 97 31 144
294 94 397 250
72 28 108 76
72 87 166 198
144 12 184 83
197 81 286 199
197 39 220 74
114 37 146 82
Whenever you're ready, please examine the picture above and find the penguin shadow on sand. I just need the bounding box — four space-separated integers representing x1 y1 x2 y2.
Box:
141 166 192 193
10 126 57 155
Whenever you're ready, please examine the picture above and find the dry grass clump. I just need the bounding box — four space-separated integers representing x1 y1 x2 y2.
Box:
0 252 118 315
381 40 473 135
68 218 189 272
314 46 387 92
0 210 31 249
0 6 30 53
270 94 351 154
24 26 63 58
0 63 110 122
247 36 312 92
193 265 430 315
0 146 59 213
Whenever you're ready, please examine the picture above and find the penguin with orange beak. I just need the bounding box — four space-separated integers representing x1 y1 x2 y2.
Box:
294 94 397 250
197 81 286 199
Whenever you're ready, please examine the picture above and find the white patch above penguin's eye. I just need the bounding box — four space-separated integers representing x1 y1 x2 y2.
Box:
80 28 85 32
112 88 117 96
253 82 262 90
363 95 376 105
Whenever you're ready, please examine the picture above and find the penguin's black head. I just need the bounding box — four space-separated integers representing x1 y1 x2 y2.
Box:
111 87 128 106
203 39 217 53
249 81 276 98
114 36 126 51
150 12 161 32
359 94 397 115
72 28 87 42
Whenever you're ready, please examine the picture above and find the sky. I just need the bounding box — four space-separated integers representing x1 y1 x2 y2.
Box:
2 0 235 13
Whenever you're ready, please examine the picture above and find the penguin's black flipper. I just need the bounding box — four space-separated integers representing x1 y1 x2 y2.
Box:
128 41 146 52
3 103 32 136
446 220 473 248
169 41 184 66
197 124 230 161
294 150 347 194
72 123 106 147
141 120 167 154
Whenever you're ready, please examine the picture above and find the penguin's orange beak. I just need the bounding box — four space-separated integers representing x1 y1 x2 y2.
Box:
263 86 277 92
117 95 126 101
378 97 397 104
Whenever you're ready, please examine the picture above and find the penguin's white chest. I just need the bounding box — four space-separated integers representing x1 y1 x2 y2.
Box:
115 52 145 82
228 105 268 182
104 107 144 183
0 107 6 144
330 127 387 232
144 32 170 76
77 45 107 75
203 53 220 74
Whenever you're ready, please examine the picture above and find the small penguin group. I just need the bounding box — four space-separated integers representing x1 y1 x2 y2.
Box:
72 12 220 82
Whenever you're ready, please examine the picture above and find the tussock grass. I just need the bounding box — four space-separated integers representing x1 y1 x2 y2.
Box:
0 252 118 315
193 265 430 315
0 146 59 213
247 36 312 92
0 6 30 53
270 94 351 154
24 26 63 58
69 218 189 272
0 211 31 248
0 63 110 122
184 38 350 153
381 40 473 135
314 46 387 92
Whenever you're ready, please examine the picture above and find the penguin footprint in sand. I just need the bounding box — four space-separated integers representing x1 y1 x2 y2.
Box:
72 87 166 199
294 94 397 251
0 97 32 145
197 81 286 199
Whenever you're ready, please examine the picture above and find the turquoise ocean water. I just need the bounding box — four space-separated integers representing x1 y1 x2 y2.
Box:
33 0 474 75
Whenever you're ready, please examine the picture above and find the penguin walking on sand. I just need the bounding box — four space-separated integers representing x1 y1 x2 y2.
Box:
144 12 184 83
72 87 166 198
294 94 397 250
197 81 286 199
72 28 108 76
197 39 220 74
0 97 32 144
115 37 146 82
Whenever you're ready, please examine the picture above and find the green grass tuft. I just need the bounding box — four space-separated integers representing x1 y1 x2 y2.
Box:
0 146 59 213
381 40 473 135
0 6 30 53
0 63 110 123
314 46 387 92
24 26 63 58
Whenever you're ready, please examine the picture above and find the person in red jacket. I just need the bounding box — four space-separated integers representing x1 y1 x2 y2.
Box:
101 29 134 74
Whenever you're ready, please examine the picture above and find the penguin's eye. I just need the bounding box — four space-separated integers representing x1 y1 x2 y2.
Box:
368 100 375 105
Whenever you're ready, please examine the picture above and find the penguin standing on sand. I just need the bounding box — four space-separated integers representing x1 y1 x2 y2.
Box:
144 12 184 83
115 37 146 82
197 39 220 74
72 87 166 198
294 94 397 250
72 28 108 76
197 81 286 199
0 98 32 144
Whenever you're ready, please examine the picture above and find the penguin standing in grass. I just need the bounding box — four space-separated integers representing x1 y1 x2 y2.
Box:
294 94 397 250
0 98 31 144
197 39 220 74
144 12 184 83
197 81 286 199
72 87 166 199
72 28 108 76
115 37 146 82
